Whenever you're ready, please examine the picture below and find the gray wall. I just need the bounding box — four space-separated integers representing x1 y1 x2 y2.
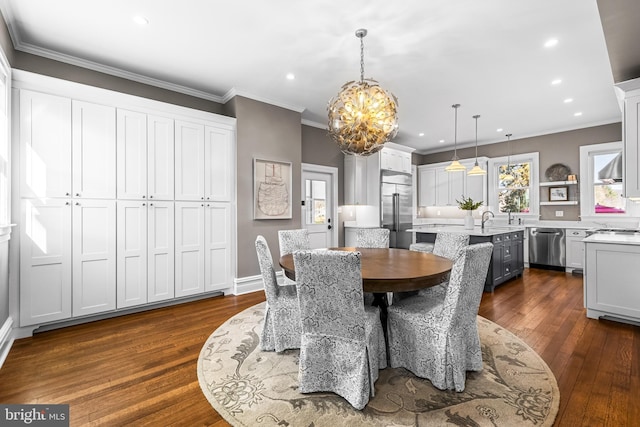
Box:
227 97 303 277
418 123 622 220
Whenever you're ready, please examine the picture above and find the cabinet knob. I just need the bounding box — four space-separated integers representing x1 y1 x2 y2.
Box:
149 195 153 199
65 202 70 206
142 195 146 198
201 197 204 200
142 203 146 206
150 203 154 207
66 192 70 196
75 202 80 206
75 193 80 197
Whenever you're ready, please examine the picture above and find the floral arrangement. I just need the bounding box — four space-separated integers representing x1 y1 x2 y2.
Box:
456 196 483 211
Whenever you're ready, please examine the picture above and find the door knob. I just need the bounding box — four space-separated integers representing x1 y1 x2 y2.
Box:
328 225 332 230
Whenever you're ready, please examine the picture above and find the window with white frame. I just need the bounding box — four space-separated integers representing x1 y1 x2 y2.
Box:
579 141 631 218
488 152 539 217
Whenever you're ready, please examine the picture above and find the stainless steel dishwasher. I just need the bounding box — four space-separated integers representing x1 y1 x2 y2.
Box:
528 228 566 270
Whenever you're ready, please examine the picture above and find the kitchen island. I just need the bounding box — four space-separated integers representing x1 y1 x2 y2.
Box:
409 225 526 292
583 232 640 324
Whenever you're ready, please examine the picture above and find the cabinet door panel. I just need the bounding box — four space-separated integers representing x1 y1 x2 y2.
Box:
72 101 116 198
175 121 204 201
205 203 230 292
175 202 205 296
117 109 147 200
148 201 175 302
418 167 436 206
20 90 72 198
72 200 116 316
205 125 232 201
20 199 72 325
435 169 449 206
148 115 174 200
116 201 147 308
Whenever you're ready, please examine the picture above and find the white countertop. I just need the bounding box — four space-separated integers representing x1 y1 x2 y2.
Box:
583 233 640 246
407 225 525 236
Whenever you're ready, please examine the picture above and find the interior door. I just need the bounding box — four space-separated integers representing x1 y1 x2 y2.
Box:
302 169 335 249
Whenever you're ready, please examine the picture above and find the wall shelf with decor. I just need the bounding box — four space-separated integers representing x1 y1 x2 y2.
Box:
539 180 578 187
540 201 579 206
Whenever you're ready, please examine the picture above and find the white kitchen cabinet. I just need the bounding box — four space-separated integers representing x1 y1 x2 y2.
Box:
19 199 72 326
19 90 72 199
72 199 116 317
117 111 175 200
175 121 233 202
418 166 437 206
15 71 236 331
148 115 176 201
175 120 205 201
344 154 369 205
565 229 586 271
205 202 231 292
205 125 233 202
615 78 640 198
117 200 175 308
380 147 411 173
72 101 116 199
147 201 176 302
175 201 231 297
585 241 640 322
416 158 487 207
175 202 206 297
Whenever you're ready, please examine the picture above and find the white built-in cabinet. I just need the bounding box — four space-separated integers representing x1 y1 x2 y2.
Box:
417 157 488 207
565 229 586 271
615 78 640 198
19 199 72 325
380 148 412 174
15 72 236 327
117 200 175 308
343 154 369 205
175 201 231 297
117 110 175 201
72 199 117 316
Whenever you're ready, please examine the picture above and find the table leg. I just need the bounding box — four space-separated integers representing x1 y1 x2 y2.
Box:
371 292 390 364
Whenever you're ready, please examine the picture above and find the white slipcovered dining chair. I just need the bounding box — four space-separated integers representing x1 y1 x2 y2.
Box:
293 249 387 410
386 242 493 391
255 235 301 352
355 228 390 248
417 232 471 298
278 229 311 286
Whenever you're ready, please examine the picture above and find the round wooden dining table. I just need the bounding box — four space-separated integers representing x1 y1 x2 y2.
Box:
278 247 453 294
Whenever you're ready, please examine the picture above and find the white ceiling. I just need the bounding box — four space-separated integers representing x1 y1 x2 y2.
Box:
0 0 623 154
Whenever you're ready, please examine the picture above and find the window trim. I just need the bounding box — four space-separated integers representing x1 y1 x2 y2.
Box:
579 141 631 220
487 152 539 218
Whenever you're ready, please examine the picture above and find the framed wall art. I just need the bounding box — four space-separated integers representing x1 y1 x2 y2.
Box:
549 186 568 201
254 158 292 219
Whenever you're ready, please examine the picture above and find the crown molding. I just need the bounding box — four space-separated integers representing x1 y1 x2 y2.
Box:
223 87 305 113
301 119 326 129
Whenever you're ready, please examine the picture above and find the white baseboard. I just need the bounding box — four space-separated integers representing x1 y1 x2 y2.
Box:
233 271 285 295
0 316 14 369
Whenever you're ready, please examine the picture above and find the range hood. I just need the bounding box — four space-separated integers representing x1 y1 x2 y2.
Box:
597 152 623 183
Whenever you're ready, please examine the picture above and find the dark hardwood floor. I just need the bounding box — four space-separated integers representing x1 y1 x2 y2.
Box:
0 268 638 426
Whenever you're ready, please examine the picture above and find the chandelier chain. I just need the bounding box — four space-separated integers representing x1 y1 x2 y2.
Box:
360 33 365 83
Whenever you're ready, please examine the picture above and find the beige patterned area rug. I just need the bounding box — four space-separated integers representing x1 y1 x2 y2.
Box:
197 302 559 427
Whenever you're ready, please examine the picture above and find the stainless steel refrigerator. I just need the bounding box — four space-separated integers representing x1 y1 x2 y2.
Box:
381 170 413 249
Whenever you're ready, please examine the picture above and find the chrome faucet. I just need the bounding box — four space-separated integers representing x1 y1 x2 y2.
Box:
481 210 495 230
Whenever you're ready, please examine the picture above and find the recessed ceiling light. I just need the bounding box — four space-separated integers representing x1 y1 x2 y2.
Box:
286 73 295 80
133 15 149 26
551 79 562 85
418 132 425 137
439 139 445 144
564 98 573 103
496 128 503 132
544 38 558 48
574 112 583 117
